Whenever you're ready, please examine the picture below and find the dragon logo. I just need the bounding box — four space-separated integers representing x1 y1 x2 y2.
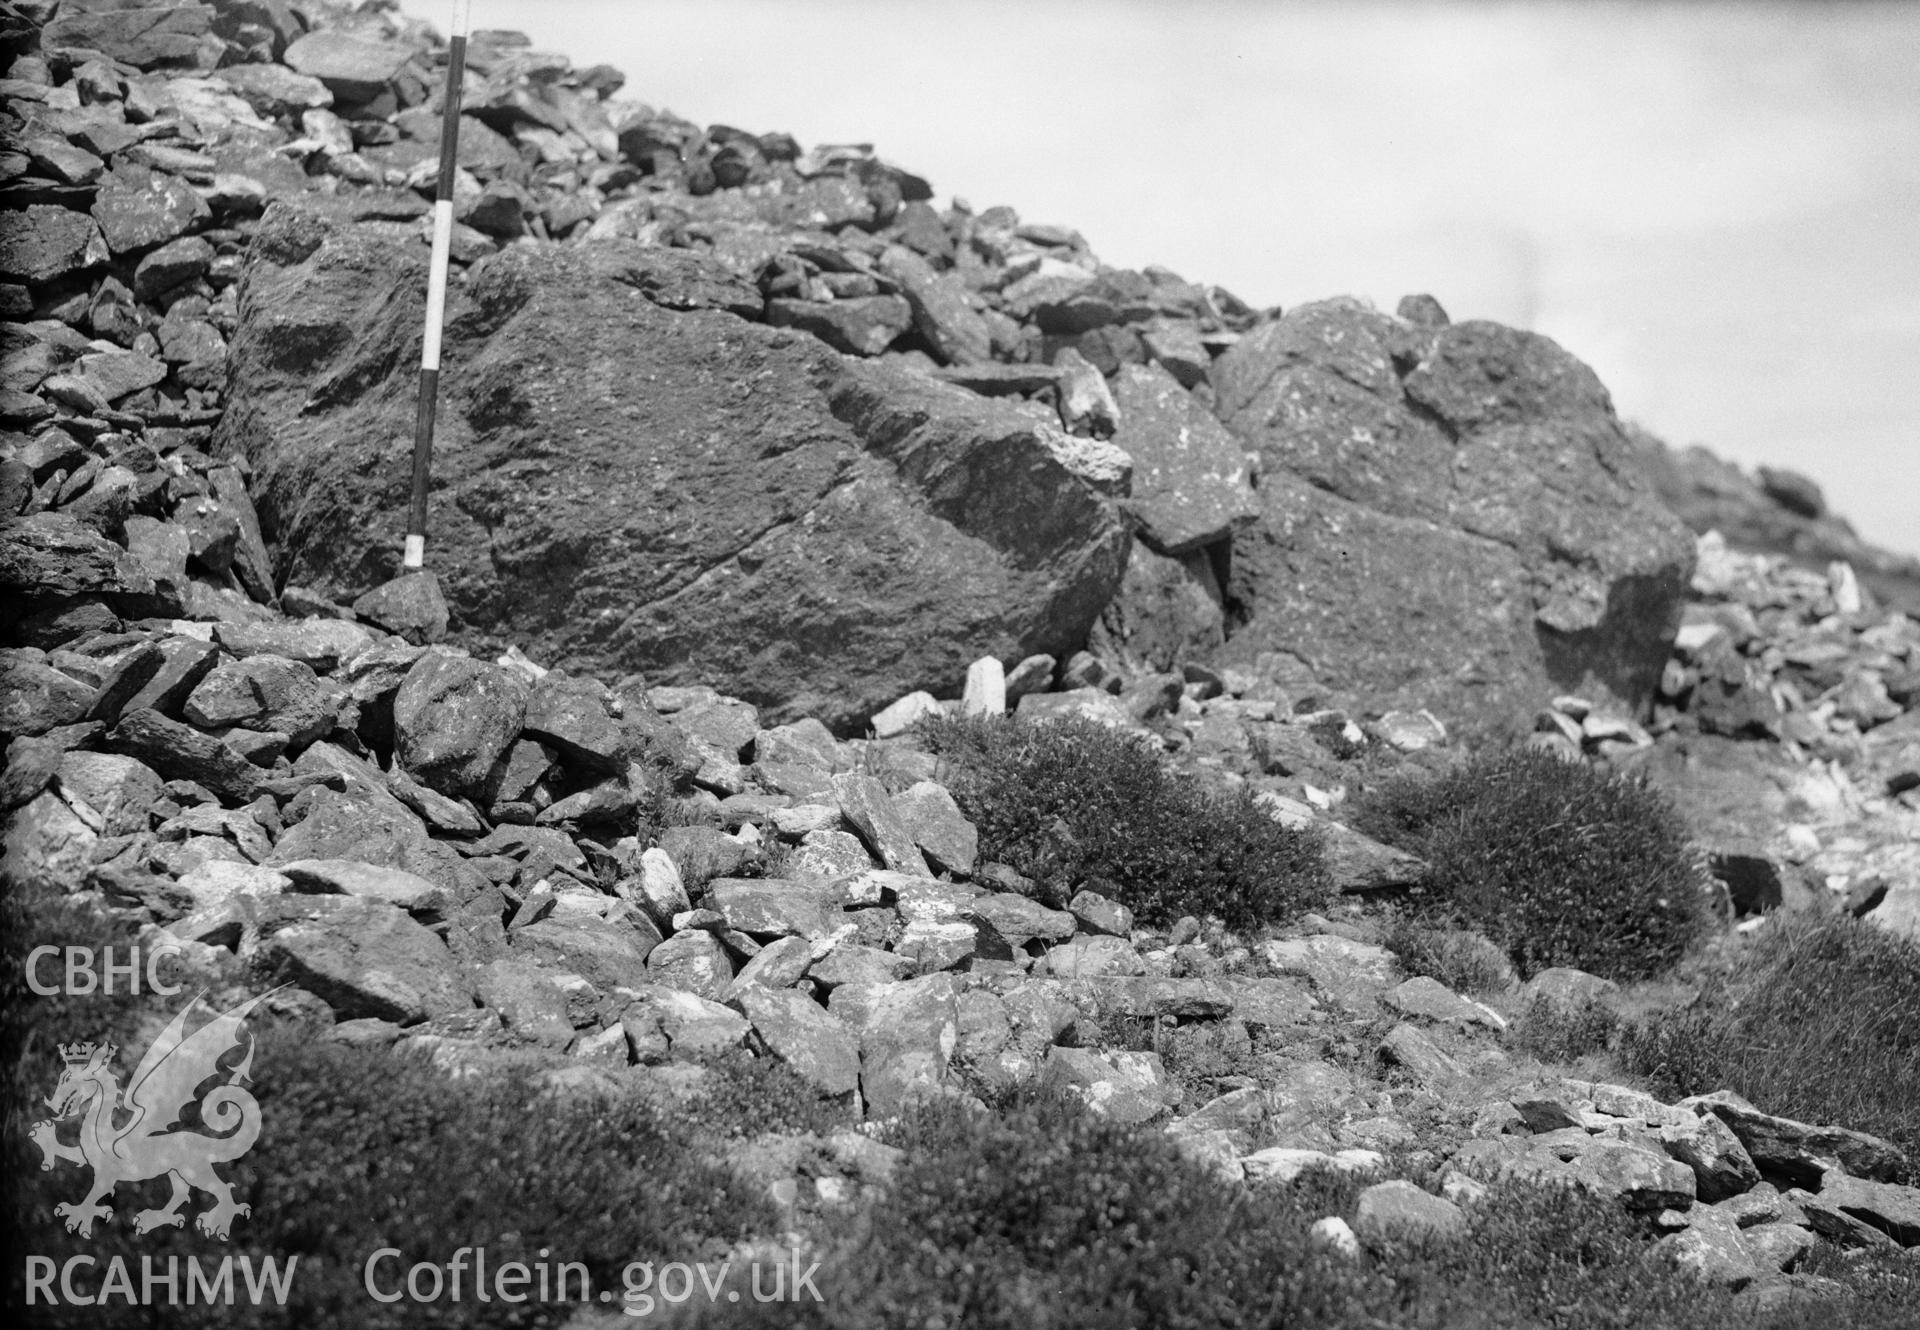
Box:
29 990 273 1242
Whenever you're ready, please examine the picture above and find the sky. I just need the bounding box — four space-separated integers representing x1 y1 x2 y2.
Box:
394 0 1919 557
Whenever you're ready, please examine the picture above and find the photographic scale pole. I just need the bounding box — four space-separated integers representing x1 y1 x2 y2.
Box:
405 0 472 571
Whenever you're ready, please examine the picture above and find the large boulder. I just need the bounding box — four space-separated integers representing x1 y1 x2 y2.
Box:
219 204 1131 729
1212 299 1693 730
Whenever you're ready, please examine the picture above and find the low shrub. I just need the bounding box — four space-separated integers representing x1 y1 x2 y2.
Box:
1619 912 1920 1177
1349 746 1710 981
918 714 1330 931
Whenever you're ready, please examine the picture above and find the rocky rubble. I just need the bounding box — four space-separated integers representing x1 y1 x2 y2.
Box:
3 0 1918 1311
1624 533 1920 938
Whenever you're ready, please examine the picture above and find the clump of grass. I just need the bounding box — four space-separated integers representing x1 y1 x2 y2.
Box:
1349 746 1710 982
918 713 1330 931
1380 909 1515 997
1618 912 1920 1178
690 1050 856 1140
1514 994 1623 1064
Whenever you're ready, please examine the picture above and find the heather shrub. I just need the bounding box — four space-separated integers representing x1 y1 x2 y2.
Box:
1619 912 1920 1178
918 713 1330 931
1349 746 1709 981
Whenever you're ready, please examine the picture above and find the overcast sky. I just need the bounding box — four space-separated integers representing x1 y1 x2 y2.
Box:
395 0 1920 557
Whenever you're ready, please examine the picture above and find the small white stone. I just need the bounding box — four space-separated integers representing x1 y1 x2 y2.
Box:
1308 1216 1361 1260
870 690 942 738
1828 561 1863 615
961 656 1007 717
1440 1170 1490 1207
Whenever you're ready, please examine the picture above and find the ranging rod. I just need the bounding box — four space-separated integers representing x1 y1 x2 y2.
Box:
405 0 472 570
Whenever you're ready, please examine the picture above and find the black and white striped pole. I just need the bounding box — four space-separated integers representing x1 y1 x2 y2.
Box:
404 0 472 571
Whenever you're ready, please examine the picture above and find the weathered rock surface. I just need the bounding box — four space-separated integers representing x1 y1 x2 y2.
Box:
220 211 1131 729
1213 300 1694 729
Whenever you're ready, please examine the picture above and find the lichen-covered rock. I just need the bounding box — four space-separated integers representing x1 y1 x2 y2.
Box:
220 209 1129 729
847 973 961 1116
1354 1180 1468 1247
392 651 528 798
1213 300 1693 731
1044 1046 1181 1124
254 894 471 1025
736 987 860 1099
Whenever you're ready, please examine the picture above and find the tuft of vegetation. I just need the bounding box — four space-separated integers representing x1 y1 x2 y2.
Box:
1619 912 1920 1179
690 1050 857 1140
1380 909 1516 997
1349 746 1710 982
918 713 1330 931
1514 993 1623 1064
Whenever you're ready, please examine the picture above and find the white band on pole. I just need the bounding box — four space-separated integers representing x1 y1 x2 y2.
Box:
421 200 455 372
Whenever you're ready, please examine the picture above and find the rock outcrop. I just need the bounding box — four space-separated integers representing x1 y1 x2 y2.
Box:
218 209 1131 728
1211 299 1696 730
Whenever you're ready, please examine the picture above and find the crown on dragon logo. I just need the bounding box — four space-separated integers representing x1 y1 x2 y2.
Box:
58 1041 107 1066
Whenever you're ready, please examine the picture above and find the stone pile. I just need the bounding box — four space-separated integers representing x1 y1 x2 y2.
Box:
1632 430 1920 618
0 551 1360 1123
1607 532 1920 938
1655 533 1919 786
1143 945 1920 1299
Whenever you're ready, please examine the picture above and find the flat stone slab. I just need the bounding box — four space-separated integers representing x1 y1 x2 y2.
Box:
1262 933 1398 1014
254 894 469 1025
1816 1173 1920 1247
1241 1147 1384 1184
1387 976 1505 1031
278 858 449 914
1354 1179 1468 1246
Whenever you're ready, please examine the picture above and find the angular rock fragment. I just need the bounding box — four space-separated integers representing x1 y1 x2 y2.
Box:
255 894 470 1025
352 570 448 644
393 651 528 798
1044 1046 1181 1124
108 708 263 803
736 987 860 1099
832 772 932 875
1353 1180 1468 1247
